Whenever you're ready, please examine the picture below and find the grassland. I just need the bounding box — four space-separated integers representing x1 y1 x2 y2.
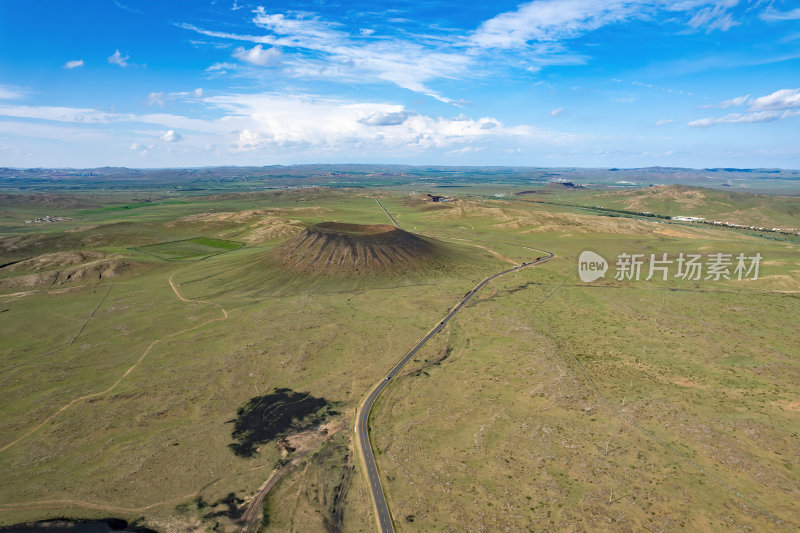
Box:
0 189 508 531
518 184 800 230
363 195 799 531
134 237 243 261
0 185 797 532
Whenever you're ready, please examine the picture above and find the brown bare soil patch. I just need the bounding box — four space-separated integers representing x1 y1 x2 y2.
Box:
655 228 703 239
431 199 650 235
0 234 44 253
622 185 708 211
278 421 341 458
66 224 102 233
1 251 106 273
673 376 698 387
171 209 308 244
0 255 143 290
174 209 281 224
238 217 304 243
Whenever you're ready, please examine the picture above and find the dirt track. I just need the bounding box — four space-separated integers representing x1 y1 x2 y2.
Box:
240 423 342 533
0 274 228 453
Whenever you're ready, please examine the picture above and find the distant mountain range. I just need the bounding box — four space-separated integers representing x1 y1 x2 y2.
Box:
0 165 797 194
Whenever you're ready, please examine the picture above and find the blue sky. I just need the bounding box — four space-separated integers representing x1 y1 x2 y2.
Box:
0 0 799 168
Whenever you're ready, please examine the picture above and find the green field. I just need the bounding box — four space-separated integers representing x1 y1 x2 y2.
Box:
135 237 244 261
0 185 797 531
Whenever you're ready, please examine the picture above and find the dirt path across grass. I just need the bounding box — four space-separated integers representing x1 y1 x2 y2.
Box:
0 274 228 453
437 237 520 266
0 285 113 376
240 424 342 533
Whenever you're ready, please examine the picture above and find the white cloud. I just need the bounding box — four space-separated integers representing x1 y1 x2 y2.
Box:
470 0 641 49
63 59 84 69
358 110 413 126
129 142 154 153
190 40 233 50
160 130 183 142
206 61 239 74
179 12 471 103
0 91 573 156
688 109 800 127
760 7 800 22
203 93 546 152
232 44 282 66
146 92 166 106
127 112 219 131
0 85 25 100
108 49 130 67
550 107 564 117
0 103 218 133
0 120 108 142
692 88 800 125
470 0 742 50
655 119 674 126
0 104 119 123
630 79 694 96
252 9 337 39
176 1 744 107
720 94 749 107
685 1 740 33
145 89 205 106
749 88 800 111
447 146 485 156
113 1 142 14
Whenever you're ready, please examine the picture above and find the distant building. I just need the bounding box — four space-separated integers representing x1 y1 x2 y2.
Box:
427 194 455 203
25 215 73 224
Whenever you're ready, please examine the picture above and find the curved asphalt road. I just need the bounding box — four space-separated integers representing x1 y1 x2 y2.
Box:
357 200 554 532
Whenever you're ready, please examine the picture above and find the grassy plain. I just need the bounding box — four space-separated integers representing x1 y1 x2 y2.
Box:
366 194 799 531
135 237 243 261
0 185 797 532
517 184 800 229
0 189 506 530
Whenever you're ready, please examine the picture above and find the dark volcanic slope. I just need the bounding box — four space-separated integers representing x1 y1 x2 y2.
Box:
273 222 441 274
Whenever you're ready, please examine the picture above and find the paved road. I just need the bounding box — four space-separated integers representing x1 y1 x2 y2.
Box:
356 201 554 532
